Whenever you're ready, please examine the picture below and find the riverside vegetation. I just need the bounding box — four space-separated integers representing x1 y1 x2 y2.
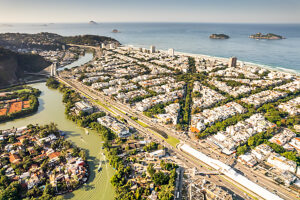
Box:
46 77 178 200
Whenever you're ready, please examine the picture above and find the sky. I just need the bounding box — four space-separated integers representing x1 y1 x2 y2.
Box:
0 0 300 23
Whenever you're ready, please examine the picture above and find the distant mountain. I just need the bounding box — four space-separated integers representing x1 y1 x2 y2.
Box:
0 47 51 87
0 32 65 51
59 35 120 46
0 32 121 51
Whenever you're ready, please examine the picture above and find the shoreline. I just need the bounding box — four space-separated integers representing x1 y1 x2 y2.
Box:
171 50 300 76
125 44 300 76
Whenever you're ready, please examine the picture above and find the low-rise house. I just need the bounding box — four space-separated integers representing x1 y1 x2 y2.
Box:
210 114 274 155
9 154 21 164
266 153 297 173
149 149 166 158
48 152 61 164
191 102 245 133
289 138 300 152
20 172 30 180
74 101 93 114
251 144 273 161
275 80 300 92
241 90 287 108
26 174 40 189
238 153 258 167
269 128 296 146
97 116 131 138
276 171 297 186
278 96 300 116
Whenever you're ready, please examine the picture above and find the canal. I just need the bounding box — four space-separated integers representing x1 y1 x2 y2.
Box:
0 53 115 200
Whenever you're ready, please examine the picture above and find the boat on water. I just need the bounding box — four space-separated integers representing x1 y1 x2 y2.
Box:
97 160 102 172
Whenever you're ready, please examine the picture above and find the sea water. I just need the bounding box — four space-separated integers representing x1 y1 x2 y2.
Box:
1 22 299 73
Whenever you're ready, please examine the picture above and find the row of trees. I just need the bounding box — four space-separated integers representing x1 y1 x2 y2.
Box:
46 77 60 89
46 78 115 142
143 102 168 118
46 78 178 200
147 163 177 200
257 90 300 128
0 85 40 101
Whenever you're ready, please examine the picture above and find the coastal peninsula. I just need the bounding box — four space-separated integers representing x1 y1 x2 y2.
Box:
209 34 230 39
249 33 285 40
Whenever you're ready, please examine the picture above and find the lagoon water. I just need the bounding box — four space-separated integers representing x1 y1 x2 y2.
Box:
1 23 300 73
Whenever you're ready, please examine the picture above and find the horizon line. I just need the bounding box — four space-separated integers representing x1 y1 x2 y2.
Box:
1 21 300 25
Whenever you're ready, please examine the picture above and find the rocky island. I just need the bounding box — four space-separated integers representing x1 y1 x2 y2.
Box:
209 34 230 39
249 33 285 40
88 21 97 25
112 29 119 33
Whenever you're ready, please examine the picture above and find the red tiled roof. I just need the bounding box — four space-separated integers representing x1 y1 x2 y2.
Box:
48 152 61 159
9 154 20 164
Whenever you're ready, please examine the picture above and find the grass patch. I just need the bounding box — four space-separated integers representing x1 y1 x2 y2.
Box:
111 105 126 114
147 129 180 148
16 88 31 93
136 120 149 128
166 136 180 147
94 100 116 114
77 91 116 114
148 129 165 140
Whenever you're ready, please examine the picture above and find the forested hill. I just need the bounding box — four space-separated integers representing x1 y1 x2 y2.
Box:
0 47 51 87
0 32 120 51
58 35 120 46
0 32 120 87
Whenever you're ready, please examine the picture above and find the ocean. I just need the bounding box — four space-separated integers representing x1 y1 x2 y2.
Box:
0 23 300 73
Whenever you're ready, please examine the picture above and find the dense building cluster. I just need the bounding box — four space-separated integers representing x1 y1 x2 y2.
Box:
210 114 275 154
241 90 287 108
191 102 246 132
0 125 88 197
57 43 300 199
192 81 226 110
